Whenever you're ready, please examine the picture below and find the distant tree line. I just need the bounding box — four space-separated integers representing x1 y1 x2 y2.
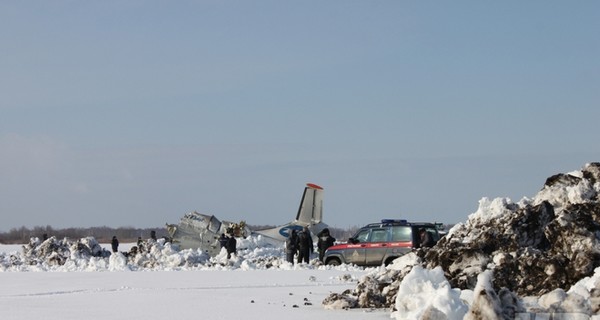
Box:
0 224 363 245
0 225 168 244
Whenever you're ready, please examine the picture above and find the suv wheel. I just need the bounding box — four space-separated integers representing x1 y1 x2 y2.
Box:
326 258 341 266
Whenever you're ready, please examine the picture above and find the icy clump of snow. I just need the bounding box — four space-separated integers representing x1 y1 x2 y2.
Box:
534 288 592 316
569 266 600 296
322 295 357 310
538 288 567 310
387 252 420 271
446 197 517 242
533 163 600 214
464 271 503 320
392 266 468 320
322 256 418 310
469 197 515 224
109 252 130 271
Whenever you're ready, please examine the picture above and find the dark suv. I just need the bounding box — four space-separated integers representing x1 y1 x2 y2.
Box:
323 219 442 267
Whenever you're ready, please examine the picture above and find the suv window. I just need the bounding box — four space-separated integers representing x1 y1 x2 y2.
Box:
423 227 440 242
369 228 388 242
391 226 411 242
354 229 370 243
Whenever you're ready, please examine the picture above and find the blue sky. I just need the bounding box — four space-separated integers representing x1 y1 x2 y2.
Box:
1 1 599 231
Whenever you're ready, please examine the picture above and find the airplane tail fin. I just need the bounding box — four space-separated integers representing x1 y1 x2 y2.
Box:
253 183 327 242
295 183 323 224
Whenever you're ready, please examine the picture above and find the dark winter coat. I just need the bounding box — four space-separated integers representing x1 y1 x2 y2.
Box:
219 233 228 248
419 230 435 248
317 230 336 252
111 236 119 253
285 230 299 263
317 229 336 262
318 235 335 251
297 230 313 252
226 236 236 258
297 228 313 264
286 231 299 253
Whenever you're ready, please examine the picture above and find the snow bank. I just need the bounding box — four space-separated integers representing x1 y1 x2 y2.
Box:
0 233 363 273
325 162 600 318
392 266 468 320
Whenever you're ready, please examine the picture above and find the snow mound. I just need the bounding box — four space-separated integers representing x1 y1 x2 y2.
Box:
323 252 421 310
392 266 468 320
426 162 600 297
324 162 600 318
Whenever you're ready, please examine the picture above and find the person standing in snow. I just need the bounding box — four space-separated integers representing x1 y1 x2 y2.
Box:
285 230 299 263
111 236 119 253
297 226 313 264
137 237 144 253
226 234 236 259
317 228 336 262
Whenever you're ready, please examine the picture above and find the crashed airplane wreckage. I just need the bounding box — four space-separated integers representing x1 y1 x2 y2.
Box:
166 212 251 256
166 183 328 256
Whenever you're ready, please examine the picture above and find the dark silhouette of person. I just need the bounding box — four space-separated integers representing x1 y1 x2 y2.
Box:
219 233 228 248
111 236 119 253
317 228 336 262
226 234 236 259
137 237 144 253
150 230 157 241
418 228 435 248
285 230 299 263
297 226 313 264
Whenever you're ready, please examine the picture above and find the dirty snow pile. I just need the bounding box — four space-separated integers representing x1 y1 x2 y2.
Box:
323 162 600 319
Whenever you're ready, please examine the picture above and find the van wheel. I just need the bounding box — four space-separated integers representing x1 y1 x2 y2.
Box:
326 258 341 266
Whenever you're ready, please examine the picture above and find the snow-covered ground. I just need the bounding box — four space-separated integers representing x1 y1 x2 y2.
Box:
0 241 389 320
0 263 388 320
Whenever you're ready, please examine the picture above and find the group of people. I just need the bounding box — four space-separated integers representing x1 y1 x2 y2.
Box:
219 229 237 259
285 227 335 264
110 227 336 263
111 230 158 254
